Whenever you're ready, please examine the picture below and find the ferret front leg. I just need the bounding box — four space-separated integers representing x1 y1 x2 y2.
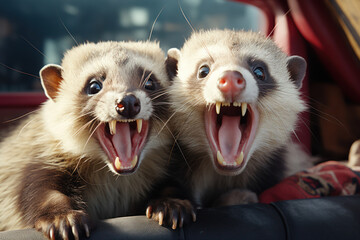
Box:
17 163 91 240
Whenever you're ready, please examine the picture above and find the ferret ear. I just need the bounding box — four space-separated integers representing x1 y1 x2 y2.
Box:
287 56 307 89
166 48 181 80
40 64 64 101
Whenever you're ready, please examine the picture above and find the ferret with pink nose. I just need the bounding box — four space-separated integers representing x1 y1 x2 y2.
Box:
147 29 308 228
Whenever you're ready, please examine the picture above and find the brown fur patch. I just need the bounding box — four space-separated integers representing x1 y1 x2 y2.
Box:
17 162 85 226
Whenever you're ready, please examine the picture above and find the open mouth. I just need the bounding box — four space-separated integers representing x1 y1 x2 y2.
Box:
204 102 259 174
95 119 149 174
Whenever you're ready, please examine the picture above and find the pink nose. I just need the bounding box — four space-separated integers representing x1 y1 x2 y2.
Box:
217 71 246 99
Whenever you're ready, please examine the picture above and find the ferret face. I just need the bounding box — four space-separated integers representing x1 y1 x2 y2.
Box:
168 30 306 176
40 41 169 175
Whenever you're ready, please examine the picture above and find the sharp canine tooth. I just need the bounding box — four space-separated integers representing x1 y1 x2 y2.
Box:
217 151 226 166
236 152 244 165
109 120 117 135
136 119 142 133
216 102 221 115
131 155 138 168
115 157 121 170
241 103 247 116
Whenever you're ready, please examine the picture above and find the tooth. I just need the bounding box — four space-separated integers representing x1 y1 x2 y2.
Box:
217 151 226 166
136 119 142 133
236 151 244 165
216 102 221 115
241 103 247 116
109 120 117 135
131 155 138 168
115 157 121 170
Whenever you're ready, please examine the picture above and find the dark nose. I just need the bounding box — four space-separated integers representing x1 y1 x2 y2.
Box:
217 71 246 99
116 94 141 118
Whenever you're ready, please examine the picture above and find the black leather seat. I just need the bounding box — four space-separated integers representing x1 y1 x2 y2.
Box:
1 196 359 240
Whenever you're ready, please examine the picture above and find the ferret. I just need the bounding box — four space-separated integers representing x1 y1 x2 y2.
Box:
0 41 171 239
147 29 310 228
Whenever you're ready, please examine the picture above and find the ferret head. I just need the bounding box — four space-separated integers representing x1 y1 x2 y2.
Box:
40 41 169 175
167 30 306 176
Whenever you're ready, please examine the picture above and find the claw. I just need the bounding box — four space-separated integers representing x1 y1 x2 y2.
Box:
192 210 197 222
61 229 69 240
84 223 90 238
158 211 164 226
172 217 178 230
49 227 55 240
72 225 79 240
146 206 152 219
179 214 184 228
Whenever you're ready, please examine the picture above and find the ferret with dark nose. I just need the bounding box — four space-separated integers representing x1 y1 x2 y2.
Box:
147 29 309 228
0 41 171 239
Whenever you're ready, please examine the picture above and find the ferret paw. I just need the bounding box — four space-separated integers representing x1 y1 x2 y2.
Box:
214 189 258 207
35 210 91 240
146 198 196 230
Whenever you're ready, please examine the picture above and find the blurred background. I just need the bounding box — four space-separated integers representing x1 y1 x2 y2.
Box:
0 0 263 92
0 0 359 161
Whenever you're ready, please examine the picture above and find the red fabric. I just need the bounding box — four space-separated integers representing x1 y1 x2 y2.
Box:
0 93 46 107
259 161 360 203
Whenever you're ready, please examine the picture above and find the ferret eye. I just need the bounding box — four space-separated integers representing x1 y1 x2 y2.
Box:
144 78 156 91
253 67 265 81
87 79 103 95
198 65 210 79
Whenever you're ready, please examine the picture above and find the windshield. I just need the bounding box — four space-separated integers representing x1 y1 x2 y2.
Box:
0 0 263 92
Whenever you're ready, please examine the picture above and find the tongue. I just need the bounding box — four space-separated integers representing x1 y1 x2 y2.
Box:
112 122 132 161
218 116 242 160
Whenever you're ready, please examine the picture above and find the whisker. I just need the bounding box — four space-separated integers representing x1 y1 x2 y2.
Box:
16 118 36 139
153 114 192 171
20 35 47 58
154 109 177 137
138 68 147 88
139 69 153 89
177 0 215 63
148 6 165 41
2 109 40 124
73 118 97 138
0 63 40 79
59 17 78 46
150 91 168 101
82 121 102 152
178 0 195 33
265 9 292 40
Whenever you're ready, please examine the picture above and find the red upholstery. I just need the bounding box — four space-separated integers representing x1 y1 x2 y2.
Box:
0 93 46 108
289 0 360 103
0 93 46 132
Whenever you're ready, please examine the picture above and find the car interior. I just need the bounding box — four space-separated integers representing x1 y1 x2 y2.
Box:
0 0 359 239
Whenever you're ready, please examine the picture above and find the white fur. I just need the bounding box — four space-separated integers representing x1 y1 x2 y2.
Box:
168 29 310 206
0 41 171 230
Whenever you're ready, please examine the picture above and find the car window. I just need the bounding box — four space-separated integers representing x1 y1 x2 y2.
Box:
0 0 263 92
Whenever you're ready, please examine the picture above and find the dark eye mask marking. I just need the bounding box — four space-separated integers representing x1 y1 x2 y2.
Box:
247 58 277 98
